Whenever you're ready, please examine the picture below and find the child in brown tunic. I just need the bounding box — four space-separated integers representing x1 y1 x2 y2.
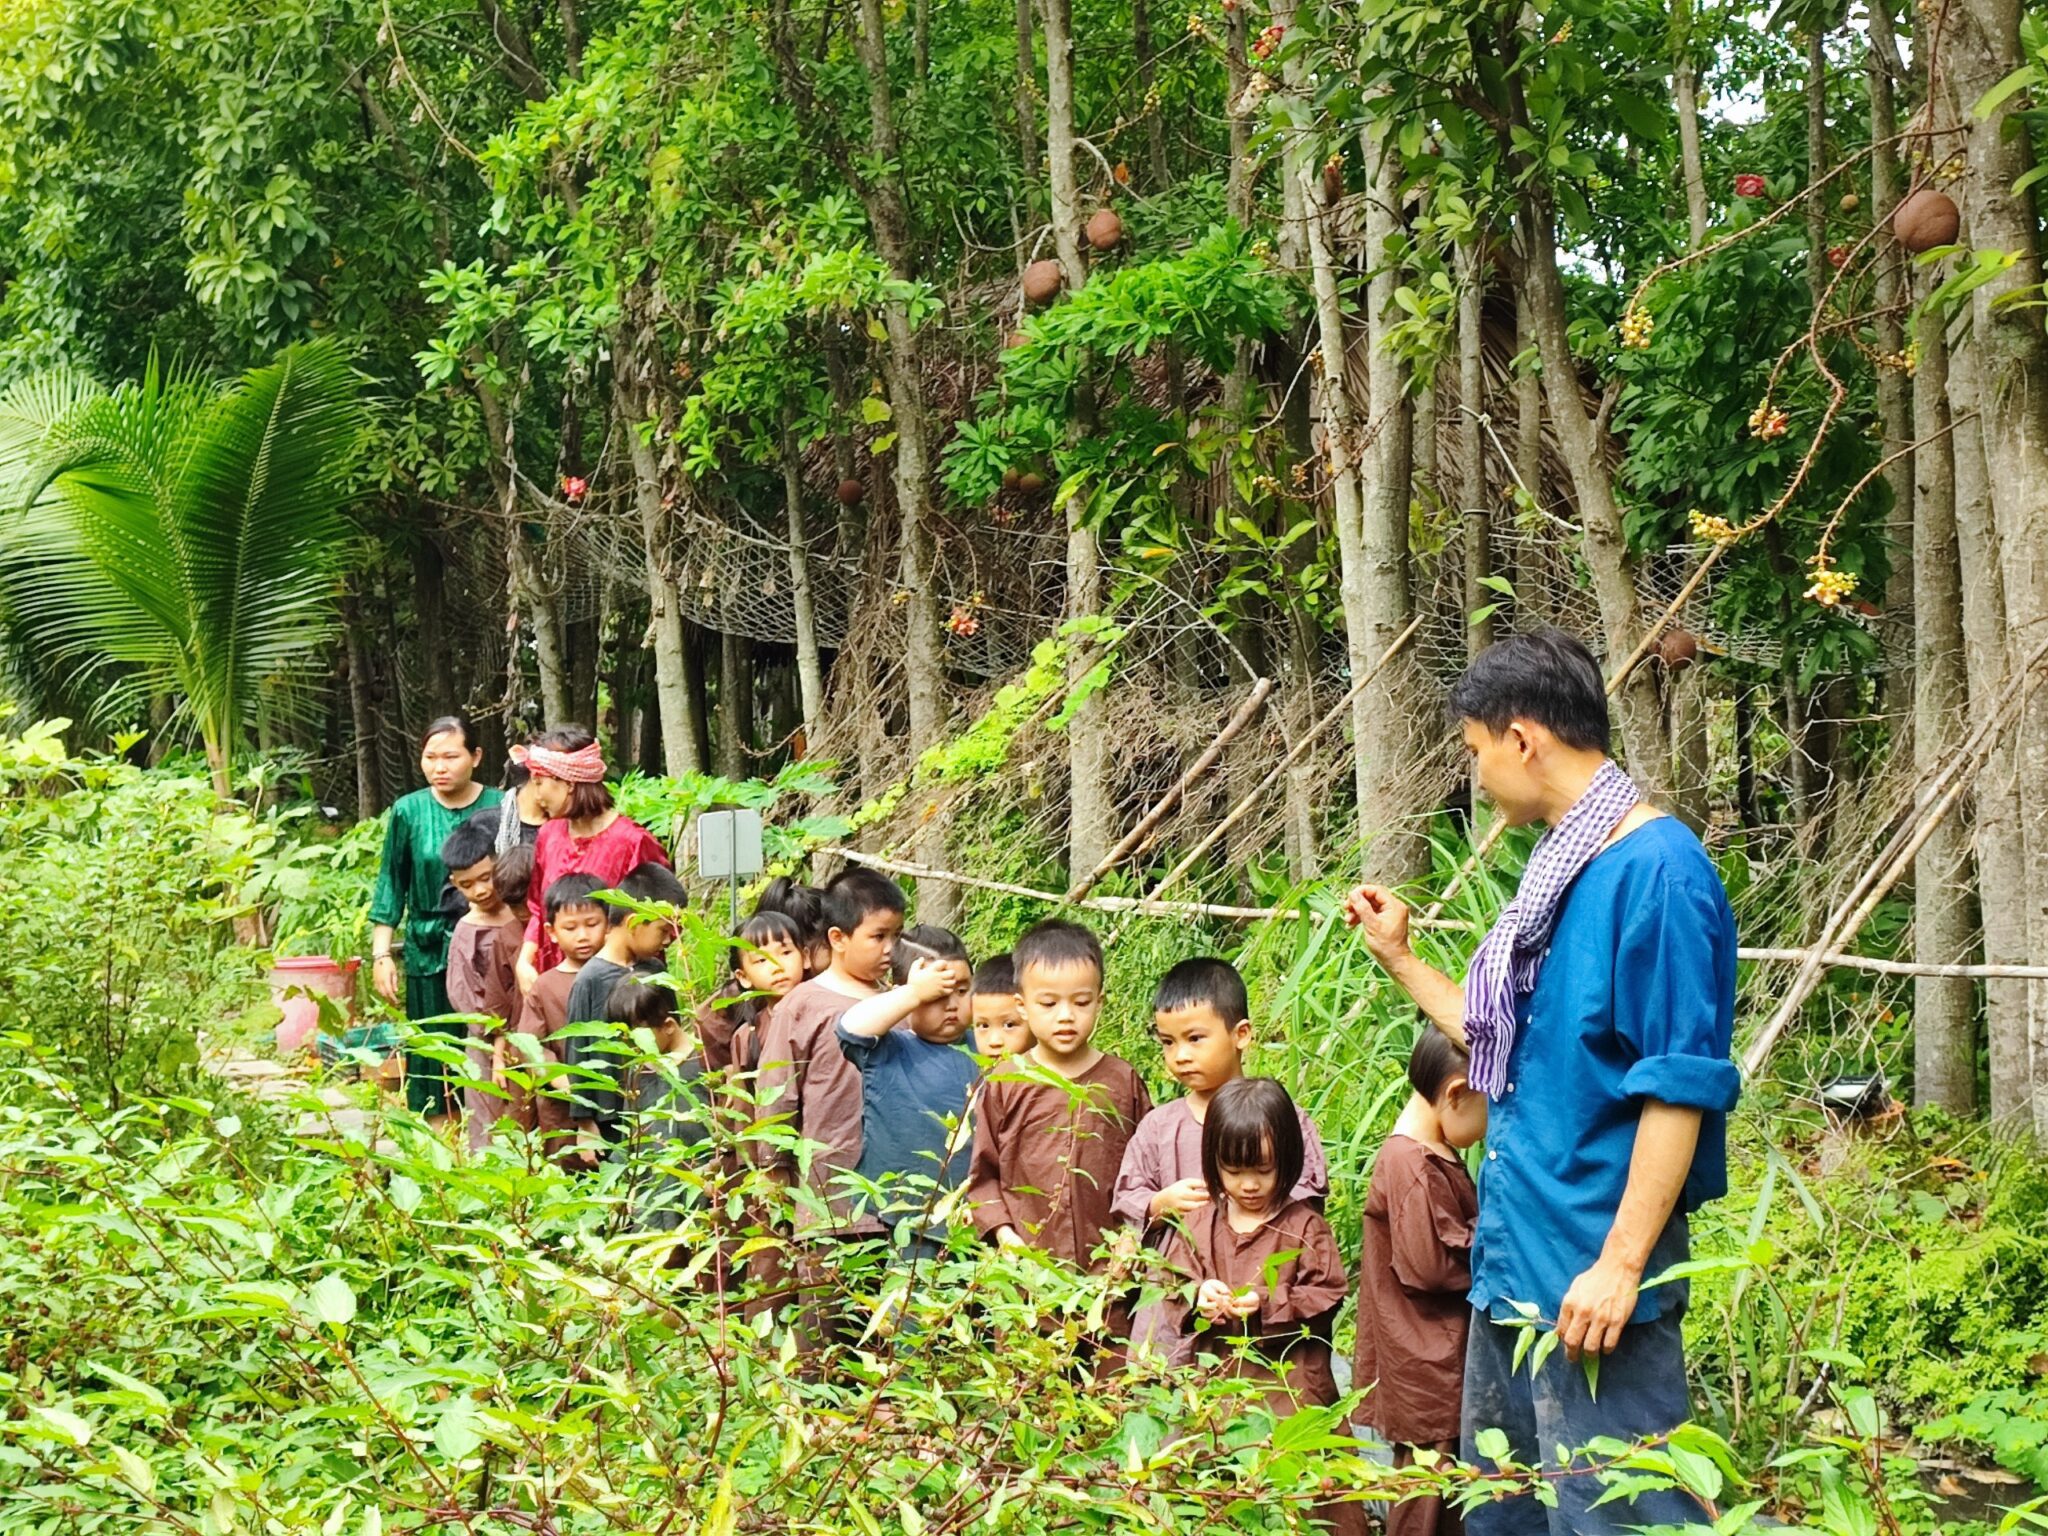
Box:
1156 1077 1348 1418
752 867 906 1236
510 873 610 1163
706 909 809 1084
442 822 530 1152
968 921 1151 1272
1354 1029 1488 1536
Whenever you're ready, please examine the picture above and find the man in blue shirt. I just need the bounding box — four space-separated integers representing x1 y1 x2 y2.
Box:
1346 629 1740 1535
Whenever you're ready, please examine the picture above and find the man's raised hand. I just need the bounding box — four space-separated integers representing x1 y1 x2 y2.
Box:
1343 883 1412 966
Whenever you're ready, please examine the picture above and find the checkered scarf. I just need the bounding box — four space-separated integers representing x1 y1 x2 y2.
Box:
1462 759 1641 1098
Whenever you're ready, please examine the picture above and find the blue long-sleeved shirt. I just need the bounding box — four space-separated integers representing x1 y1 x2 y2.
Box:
1466 816 1741 1325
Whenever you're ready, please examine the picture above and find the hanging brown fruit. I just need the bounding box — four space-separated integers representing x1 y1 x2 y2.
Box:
1839 191 1861 214
1017 471 1046 497
1001 467 1022 492
1657 628 1699 670
1085 208 1123 250
1891 189 1959 252
1022 259 1064 306
1322 156 1344 204
837 478 866 507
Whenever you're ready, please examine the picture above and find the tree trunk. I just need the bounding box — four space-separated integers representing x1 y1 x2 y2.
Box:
567 613 600 729
1037 0 1113 885
1515 181 1673 792
718 628 753 780
1132 0 1168 189
343 594 382 816
1359 119 1428 881
684 621 713 773
611 608 637 770
848 0 960 926
413 529 454 715
1949 0 2048 1135
1803 28 1831 306
1513 289 1548 629
1013 0 1040 214
781 420 827 740
614 369 705 775
1946 333 2030 1129
1672 3 1709 248
1867 0 1915 702
1909 286 1976 1113
1458 243 1493 656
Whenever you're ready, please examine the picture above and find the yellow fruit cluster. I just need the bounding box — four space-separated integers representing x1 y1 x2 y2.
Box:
1618 306 1653 348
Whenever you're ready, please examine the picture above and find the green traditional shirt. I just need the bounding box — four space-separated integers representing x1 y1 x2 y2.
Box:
368 785 503 976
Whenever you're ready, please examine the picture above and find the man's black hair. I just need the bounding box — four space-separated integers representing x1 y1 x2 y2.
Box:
438 817 498 874
1408 1024 1471 1102
1152 956 1250 1025
1448 627 1611 754
971 952 1016 998
822 867 907 935
1201 1077 1305 1202
1012 919 1103 986
608 975 680 1032
544 871 610 924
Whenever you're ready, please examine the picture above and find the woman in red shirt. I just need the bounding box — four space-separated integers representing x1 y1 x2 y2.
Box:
513 728 671 991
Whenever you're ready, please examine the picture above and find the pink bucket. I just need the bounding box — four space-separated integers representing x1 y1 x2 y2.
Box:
269 956 360 1055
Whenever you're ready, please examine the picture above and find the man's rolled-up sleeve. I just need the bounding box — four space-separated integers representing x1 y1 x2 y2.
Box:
1614 870 1741 1113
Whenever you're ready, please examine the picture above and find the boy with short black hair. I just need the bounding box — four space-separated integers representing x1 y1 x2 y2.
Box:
562 862 689 1164
512 873 610 1164
441 818 530 1151
1355 1028 1487 1536
969 952 1030 1060
1114 958 1329 1229
754 865 907 1233
834 924 976 1249
967 919 1150 1270
1113 956 1329 1360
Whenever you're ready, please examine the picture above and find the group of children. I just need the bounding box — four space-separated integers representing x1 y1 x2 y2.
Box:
422 839 1490 1536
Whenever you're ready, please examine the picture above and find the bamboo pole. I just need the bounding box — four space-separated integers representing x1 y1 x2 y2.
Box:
1139 614 1425 905
1064 676 1274 902
835 849 2048 981
1740 637 2048 1078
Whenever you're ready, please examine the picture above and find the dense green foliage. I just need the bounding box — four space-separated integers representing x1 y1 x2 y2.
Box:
1 728 2045 1531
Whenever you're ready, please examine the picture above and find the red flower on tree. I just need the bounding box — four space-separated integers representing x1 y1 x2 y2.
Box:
561 475 588 504
1733 173 1767 199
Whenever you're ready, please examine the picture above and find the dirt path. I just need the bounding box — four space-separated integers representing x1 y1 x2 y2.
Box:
202 1036 396 1149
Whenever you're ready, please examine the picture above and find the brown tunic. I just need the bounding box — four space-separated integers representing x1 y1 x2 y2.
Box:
1157 1198 1347 1413
513 964 581 1160
968 1053 1151 1270
693 978 747 1076
448 915 524 1149
1354 1133 1478 1444
752 976 875 1232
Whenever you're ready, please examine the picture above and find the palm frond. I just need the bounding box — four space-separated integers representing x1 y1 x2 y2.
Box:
0 341 369 778
0 369 104 513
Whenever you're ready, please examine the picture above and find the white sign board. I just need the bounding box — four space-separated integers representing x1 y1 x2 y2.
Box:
696 809 764 880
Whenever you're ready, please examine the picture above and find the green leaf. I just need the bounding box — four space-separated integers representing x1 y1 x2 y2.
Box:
1475 1426 1512 1465
110 1445 155 1496
305 1274 356 1328
859 395 893 424
1582 1353 1600 1401
31 1406 93 1447
432 1396 481 1460
1975 64 2039 118
387 1175 421 1214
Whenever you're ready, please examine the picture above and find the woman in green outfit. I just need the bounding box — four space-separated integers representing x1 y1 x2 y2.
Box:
369 716 504 1123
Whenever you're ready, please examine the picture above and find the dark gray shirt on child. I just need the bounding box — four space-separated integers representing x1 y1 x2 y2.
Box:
833 1023 982 1230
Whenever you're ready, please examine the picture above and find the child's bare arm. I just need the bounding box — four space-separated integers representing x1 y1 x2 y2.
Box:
838 958 958 1039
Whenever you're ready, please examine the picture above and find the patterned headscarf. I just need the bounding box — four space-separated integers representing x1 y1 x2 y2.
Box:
1461 759 1641 1098
511 740 606 784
